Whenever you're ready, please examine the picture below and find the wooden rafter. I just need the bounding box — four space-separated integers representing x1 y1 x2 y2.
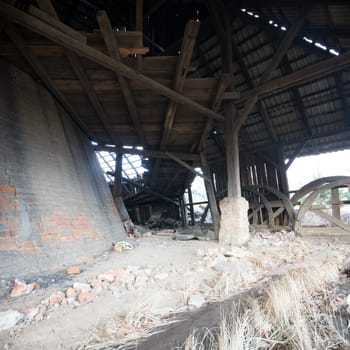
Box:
4 24 95 141
231 39 278 143
0 2 224 122
160 20 200 149
94 146 199 161
165 151 210 182
97 10 144 144
150 20 200 189
234 10 309 131
35 1 120 145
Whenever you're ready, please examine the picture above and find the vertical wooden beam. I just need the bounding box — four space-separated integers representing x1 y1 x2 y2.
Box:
179 195 188 227
113 153 130 221
135 0 143 32
277 149 289 195
200 204 209 224
188 186 195 225
200 152 220 238
332 188 341 220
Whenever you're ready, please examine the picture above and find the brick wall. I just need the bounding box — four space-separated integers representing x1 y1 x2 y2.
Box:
0 60 125 278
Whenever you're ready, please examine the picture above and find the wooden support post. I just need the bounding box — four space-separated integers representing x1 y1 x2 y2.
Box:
179 195 188 227
200 152 220 238
200 204 209 224
332 188 341 220
225 102 241 198
277 149 289 195
188 186 195 225
134 207 142 224
113 153 130 221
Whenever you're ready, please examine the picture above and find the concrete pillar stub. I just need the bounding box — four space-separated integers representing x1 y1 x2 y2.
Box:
219 196 249 246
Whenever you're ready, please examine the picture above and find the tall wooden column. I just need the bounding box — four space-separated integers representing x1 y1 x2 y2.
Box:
200 152 220 237
277 149 289 195
113 153 129 221
225 101 241 198
187 186 195 225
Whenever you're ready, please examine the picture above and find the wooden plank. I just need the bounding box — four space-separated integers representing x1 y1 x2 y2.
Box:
0 3 224 122
97 11 144 144
311 209 350 232
160 20 200 149
200 152 220 238
4 25 95 141
331 188 341 220
165 151 209 181
188 186 195 225
28 5 86 43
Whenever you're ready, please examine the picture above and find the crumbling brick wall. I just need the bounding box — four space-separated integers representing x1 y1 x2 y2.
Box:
0 60 125 278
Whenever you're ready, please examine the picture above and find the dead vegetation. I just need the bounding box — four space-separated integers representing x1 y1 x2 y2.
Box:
182 261 349 350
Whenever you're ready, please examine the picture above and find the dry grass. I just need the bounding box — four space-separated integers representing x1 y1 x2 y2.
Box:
183 260 349 350
73 298 179 350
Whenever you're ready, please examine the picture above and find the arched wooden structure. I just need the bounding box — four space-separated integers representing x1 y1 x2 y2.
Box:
292 177 350 236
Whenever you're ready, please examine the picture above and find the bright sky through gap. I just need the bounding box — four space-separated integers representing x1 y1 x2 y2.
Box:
287 150 350 191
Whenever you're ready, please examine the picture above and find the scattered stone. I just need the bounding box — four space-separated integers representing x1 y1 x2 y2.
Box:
154 272 169 280
9 279 35 298
49 291 65 306
98 274 115 283
213 261 248 275
188 294 205 308
92 284 102 295
23 306 39 321
65 287 77 298
67 266 81 275
0 310 23 331
141 231 152 238
78 292 94 303
73 282 91 293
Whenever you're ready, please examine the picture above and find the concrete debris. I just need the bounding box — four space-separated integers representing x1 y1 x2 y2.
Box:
0 310 23 331
188 294 205 308
212 261 249 275
9 279 36 298
154 273 169 280
73 282 91 293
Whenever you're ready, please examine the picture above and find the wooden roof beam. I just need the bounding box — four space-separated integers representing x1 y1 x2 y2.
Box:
234 10 309 131
0 3 224 122
93 146 199 161
160 20 200 149
4 24 95 141
97 10 144 144
34 1 120 145
231 39 279 143
165 151 209 182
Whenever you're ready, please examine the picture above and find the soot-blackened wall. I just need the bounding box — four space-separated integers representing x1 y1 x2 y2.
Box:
0 61 125 278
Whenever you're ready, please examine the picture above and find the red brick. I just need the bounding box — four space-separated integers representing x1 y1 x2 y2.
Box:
78 292 94 303
0 185 15 193
67 266 81 275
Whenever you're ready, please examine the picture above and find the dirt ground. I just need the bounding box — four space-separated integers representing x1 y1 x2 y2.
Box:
0 228 349 349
